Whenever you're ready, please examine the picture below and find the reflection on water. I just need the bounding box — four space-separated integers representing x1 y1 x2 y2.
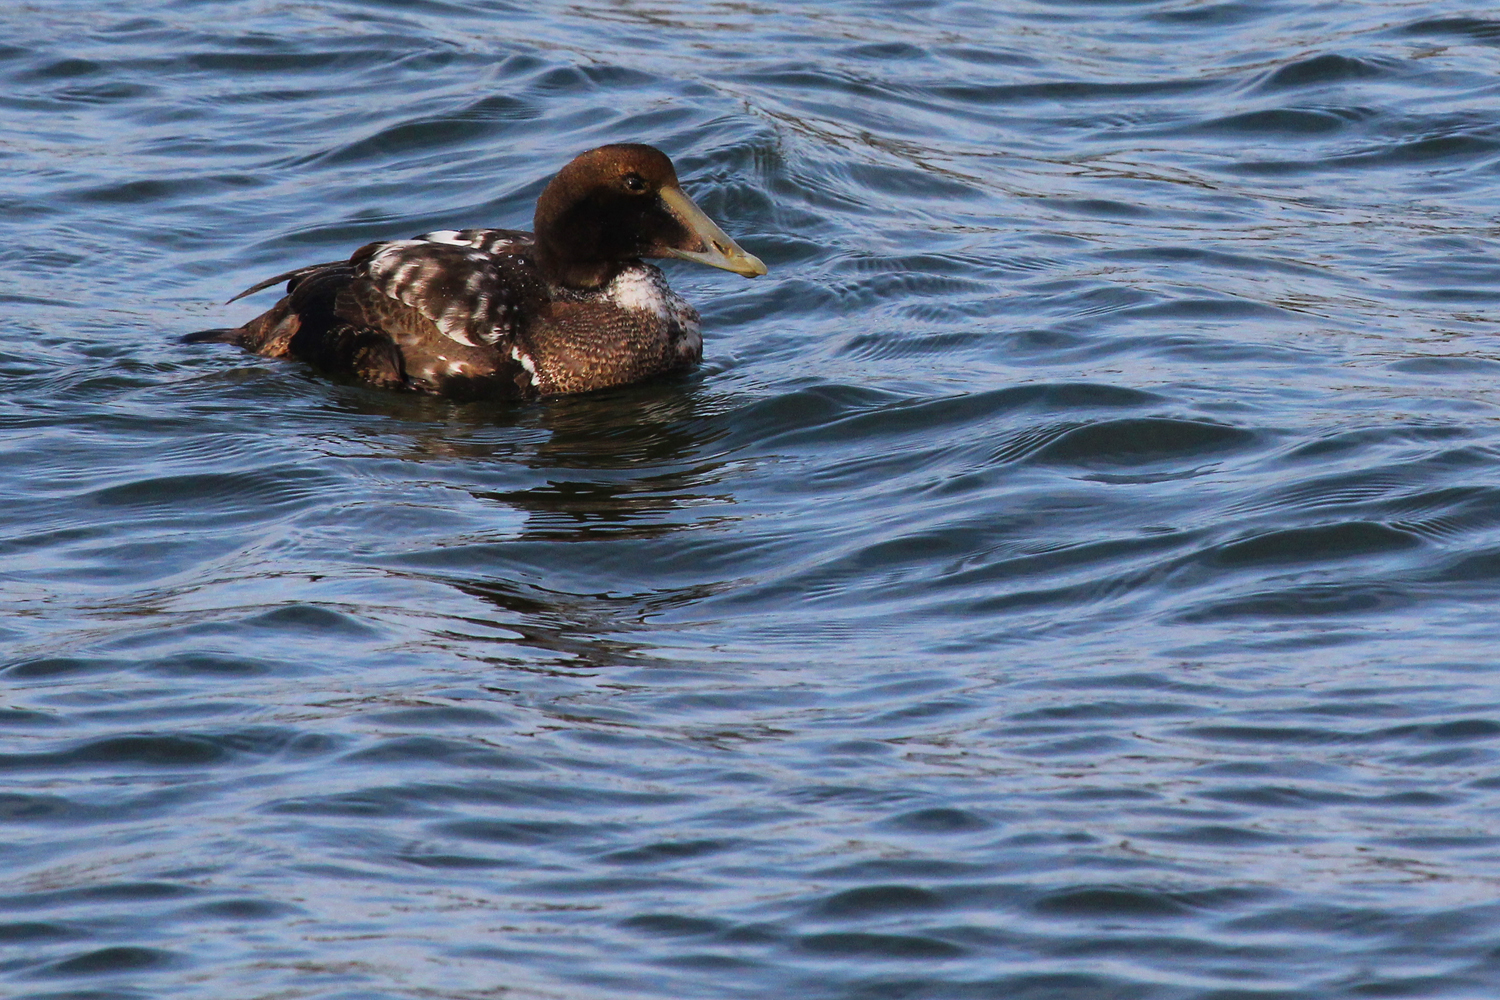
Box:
494 380 736 542
330 379 745 668
6 1 1500 998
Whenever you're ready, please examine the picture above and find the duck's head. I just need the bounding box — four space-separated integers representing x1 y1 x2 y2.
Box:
533 143 767 290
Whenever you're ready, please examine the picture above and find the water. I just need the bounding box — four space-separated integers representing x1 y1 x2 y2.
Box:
5 1 1500 997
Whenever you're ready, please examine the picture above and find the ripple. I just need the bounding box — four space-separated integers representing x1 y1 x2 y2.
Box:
0 728 329 772
1400 16 1500 45
1209 521 1422 566
8 1 1500 998
1255 53 1399 92
33 945 180 978
798 931 965 958
1029 418 1256 466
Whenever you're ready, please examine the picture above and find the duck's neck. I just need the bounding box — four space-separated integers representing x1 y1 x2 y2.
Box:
533 241 633 293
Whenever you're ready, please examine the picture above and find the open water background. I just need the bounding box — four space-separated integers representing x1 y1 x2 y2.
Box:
6 1 1500 997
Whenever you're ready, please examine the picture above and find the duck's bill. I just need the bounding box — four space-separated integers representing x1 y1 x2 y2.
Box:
658 186 767 278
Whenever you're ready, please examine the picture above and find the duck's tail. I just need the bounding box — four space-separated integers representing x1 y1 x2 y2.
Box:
182 301 300 358
181 327 245 345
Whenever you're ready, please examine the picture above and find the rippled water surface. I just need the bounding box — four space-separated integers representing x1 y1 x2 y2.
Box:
7 1 1500 997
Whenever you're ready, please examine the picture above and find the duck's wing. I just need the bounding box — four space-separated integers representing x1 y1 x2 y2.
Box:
219 229 535 304
196 231 549 397
357 236 548 371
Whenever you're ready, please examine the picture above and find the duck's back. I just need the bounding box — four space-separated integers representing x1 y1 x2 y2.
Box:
193 227 702 399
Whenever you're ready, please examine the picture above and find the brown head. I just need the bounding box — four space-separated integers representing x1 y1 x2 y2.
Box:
532 143 766 289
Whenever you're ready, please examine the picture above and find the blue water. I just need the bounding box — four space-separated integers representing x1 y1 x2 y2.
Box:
6 1 1500 997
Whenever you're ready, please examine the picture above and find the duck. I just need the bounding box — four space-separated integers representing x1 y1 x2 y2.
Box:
185 144 766 398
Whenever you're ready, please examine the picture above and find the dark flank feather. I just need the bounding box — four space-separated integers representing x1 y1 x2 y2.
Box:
185 144 766 398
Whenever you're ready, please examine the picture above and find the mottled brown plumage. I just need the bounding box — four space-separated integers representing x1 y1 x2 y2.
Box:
187 144 765 398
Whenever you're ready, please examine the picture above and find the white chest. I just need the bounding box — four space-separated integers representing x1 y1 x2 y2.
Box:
604 266 676 319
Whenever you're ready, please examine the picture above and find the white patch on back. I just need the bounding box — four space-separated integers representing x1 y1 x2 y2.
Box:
370 240 426 263
414 229 531 256
418 230 468 246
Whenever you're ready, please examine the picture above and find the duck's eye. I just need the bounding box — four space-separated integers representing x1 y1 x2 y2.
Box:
623 173 647 193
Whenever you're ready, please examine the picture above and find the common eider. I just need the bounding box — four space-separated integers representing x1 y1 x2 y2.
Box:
186 144 766 398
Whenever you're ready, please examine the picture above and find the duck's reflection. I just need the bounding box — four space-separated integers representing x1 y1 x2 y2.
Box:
332 373 740 666
435 573 722 671
489 375 735 542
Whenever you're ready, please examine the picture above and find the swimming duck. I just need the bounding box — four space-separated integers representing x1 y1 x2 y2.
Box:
186 144 766 397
